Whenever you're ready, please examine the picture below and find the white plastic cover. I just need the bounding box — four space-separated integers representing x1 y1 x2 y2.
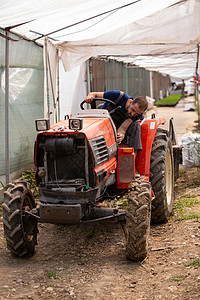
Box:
57 0 200 79
0 0 199 79
59 61 87 119
181 133 200 167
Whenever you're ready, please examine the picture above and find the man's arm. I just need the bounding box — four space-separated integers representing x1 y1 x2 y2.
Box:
117 118 133 144
85 92 104 104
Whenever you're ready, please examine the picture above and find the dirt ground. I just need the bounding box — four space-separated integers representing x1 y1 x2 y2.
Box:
0 167 200 300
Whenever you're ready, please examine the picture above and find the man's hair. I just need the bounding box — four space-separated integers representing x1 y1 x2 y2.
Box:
132 96 148 111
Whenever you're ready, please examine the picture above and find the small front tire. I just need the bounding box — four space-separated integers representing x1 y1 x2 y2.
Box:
2 181 38 257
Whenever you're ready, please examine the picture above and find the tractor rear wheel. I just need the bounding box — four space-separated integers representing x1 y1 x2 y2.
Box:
124 180 151 260
150 128 174 223
2 181 38 257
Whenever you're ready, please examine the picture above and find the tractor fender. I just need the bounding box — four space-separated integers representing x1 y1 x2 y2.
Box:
135 116 166 178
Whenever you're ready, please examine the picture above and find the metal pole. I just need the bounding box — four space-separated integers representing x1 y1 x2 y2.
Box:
86 59 91 95
5 30 10 184
45 39 50 120
57 50 60 121
86 59 91 109
150 71 153 99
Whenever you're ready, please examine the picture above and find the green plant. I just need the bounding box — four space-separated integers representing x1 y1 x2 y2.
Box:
173 194 200 221
179 169 186 176
113 194 128 208
181 194 197 198
22 167 38 198
174 196 199 210
186 258 200 268
47 271 60 279
173 275 185 282
101 191 128 209
176 212 199 221
155 94 182 106
0 181 6 190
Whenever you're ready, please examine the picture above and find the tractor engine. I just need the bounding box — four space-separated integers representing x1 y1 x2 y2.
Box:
34 110 118 223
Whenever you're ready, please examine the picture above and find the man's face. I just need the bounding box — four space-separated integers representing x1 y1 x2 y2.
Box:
126 102 144 118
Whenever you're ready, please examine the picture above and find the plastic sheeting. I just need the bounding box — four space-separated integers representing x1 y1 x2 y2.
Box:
0 0 199 79
0 29 44 182
0 68 44 177
0 0 180 41
181 133 200 167
0 29 43 68
58 0 200 78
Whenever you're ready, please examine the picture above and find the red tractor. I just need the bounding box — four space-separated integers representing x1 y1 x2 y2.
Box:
2 98 177 260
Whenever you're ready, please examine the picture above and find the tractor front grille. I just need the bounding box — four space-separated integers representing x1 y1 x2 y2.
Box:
89 136 109 166
36 133 96 188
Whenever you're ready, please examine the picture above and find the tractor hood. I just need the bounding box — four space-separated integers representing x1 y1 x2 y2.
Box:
40 109 117 149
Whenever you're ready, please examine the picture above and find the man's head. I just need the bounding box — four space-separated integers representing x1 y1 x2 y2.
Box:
126 96 148 118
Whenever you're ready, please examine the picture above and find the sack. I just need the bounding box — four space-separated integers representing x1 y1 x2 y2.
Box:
181 133 200 167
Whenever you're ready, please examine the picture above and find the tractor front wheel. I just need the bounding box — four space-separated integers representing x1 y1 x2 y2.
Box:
123 180 151 260
2 181 38 257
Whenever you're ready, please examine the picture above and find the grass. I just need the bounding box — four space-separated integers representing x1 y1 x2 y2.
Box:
174 195 199 210
176 213 199 221
47 271 60 279
172 193 200 221
186 258 200 268
173 275 185 282
155 94 182 106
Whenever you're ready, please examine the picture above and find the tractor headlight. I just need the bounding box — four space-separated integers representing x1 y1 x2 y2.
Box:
35 119 50 131
69 118 83 130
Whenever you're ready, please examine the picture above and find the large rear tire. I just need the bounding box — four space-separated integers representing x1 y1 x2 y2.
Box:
150 129 174 223
2 181 38 257
124 180 151 260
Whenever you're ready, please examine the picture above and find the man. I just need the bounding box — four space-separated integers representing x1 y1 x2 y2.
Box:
181 79 185 99
85 90 148 155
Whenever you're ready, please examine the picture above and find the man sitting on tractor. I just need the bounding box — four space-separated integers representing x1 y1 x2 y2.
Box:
85 90 148 156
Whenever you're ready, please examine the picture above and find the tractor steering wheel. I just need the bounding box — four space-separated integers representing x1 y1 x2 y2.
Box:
80 98 119 110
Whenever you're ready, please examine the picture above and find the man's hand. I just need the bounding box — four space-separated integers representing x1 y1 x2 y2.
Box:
117 132 125 144
117 119 133 144
85 92 104 104
85 93 94 104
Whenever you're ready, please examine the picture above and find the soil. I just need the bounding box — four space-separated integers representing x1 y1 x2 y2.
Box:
0 167 200 300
